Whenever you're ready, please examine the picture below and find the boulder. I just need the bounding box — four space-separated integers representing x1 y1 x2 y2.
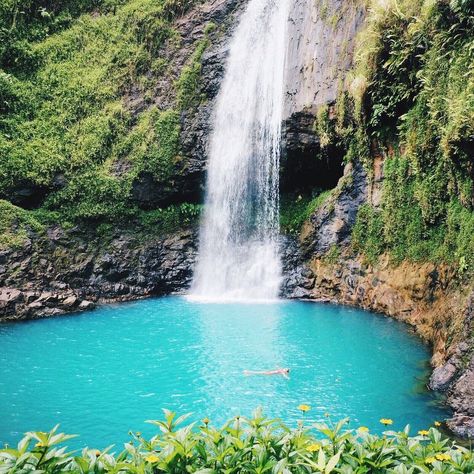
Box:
78 300 95 310
430 360 459 391
447 362 474 416
0 288 22 304
447 415 474 439
301 161 368 258
62 295 78 308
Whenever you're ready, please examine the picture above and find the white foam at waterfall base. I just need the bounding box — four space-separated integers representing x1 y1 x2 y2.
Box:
190 0 290 302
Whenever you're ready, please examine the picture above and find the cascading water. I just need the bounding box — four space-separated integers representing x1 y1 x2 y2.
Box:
191 0 290 301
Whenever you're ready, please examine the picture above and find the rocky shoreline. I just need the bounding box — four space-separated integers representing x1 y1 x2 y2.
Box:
0 227 197 321
282 160 474 439
1 217 473 439
285 248 474 439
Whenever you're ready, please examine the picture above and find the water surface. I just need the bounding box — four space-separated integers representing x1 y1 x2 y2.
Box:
0 297 447 449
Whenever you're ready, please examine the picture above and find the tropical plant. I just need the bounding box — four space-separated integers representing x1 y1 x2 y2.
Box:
1 410 473 473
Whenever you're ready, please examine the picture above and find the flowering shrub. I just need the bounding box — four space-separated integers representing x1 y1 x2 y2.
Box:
1 409 473 473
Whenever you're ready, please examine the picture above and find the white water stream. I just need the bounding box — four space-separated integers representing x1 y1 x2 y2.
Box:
191 0 290 301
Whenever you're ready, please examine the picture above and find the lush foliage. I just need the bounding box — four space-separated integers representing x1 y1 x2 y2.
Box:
176 22 215 110
0 0 205 230
1 410 473 473
319 0 474 274
137 202 202 235
280 191 332 235
0 199 44 249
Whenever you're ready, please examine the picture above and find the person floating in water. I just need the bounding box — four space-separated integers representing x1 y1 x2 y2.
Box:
243 368 290 378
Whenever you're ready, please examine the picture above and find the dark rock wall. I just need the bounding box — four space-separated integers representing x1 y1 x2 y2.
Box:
284 0 365 116
431 294 474 438
128 0 248 209
301 161 368 257
175 0 248 203
0 227 197 321
281 0 366 193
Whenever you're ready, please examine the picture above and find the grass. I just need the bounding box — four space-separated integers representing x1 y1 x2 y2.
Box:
176 22 215 110
280 191 332 235
0 199 44 250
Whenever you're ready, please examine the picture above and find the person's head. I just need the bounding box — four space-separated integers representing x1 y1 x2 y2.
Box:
284 368 290 373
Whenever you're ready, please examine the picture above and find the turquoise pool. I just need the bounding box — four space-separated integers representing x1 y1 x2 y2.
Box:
0 297 447 449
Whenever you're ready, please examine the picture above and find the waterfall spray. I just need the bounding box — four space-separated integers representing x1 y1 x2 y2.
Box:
191 0 289 301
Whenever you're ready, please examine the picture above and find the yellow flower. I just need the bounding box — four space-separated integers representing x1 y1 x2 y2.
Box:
307 443 321 452
435 453 451 461
94 450 101 457
425 457 436 464
418 430 429 436
202 417 210 425
434 421 441 427
380 418 393 426
35 442 46 448
358 426 369 432
145 454 159 463
298 404 311 412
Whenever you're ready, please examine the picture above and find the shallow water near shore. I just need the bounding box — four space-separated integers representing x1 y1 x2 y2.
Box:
0 296 448 449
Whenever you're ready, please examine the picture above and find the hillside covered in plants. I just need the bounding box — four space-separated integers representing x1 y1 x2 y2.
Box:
0 0 473 443
1 0 471 262
0 0 208 234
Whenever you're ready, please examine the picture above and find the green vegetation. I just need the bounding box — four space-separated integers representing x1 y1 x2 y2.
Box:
322 244 341 265
137 202 202 235
313 0 474 275
0 199 43 249
176 22 215 110
0 0 206 237
352 203 385 266
280 191 332 235
1 410 473 473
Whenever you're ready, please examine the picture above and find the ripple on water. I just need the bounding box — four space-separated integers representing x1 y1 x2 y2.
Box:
0 296 448 449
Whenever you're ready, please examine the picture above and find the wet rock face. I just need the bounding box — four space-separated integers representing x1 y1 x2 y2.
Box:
125 0 247 209
301 161 368 258
0 227 198 321
125 0 367 205
280 0 365 193
131 0 365 204
284 0 365 116
280 235 315 299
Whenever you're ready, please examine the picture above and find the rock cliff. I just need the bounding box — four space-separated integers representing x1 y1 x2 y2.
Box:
282 157 474 438
1 0 472 440
281 0 365 193
0 226 197 320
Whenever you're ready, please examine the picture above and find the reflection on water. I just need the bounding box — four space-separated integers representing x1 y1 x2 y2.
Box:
0 297 448 449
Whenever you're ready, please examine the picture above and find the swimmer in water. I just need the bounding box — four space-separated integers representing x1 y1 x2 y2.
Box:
243 368 290 379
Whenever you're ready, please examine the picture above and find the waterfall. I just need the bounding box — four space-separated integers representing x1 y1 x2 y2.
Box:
190 0 289 301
